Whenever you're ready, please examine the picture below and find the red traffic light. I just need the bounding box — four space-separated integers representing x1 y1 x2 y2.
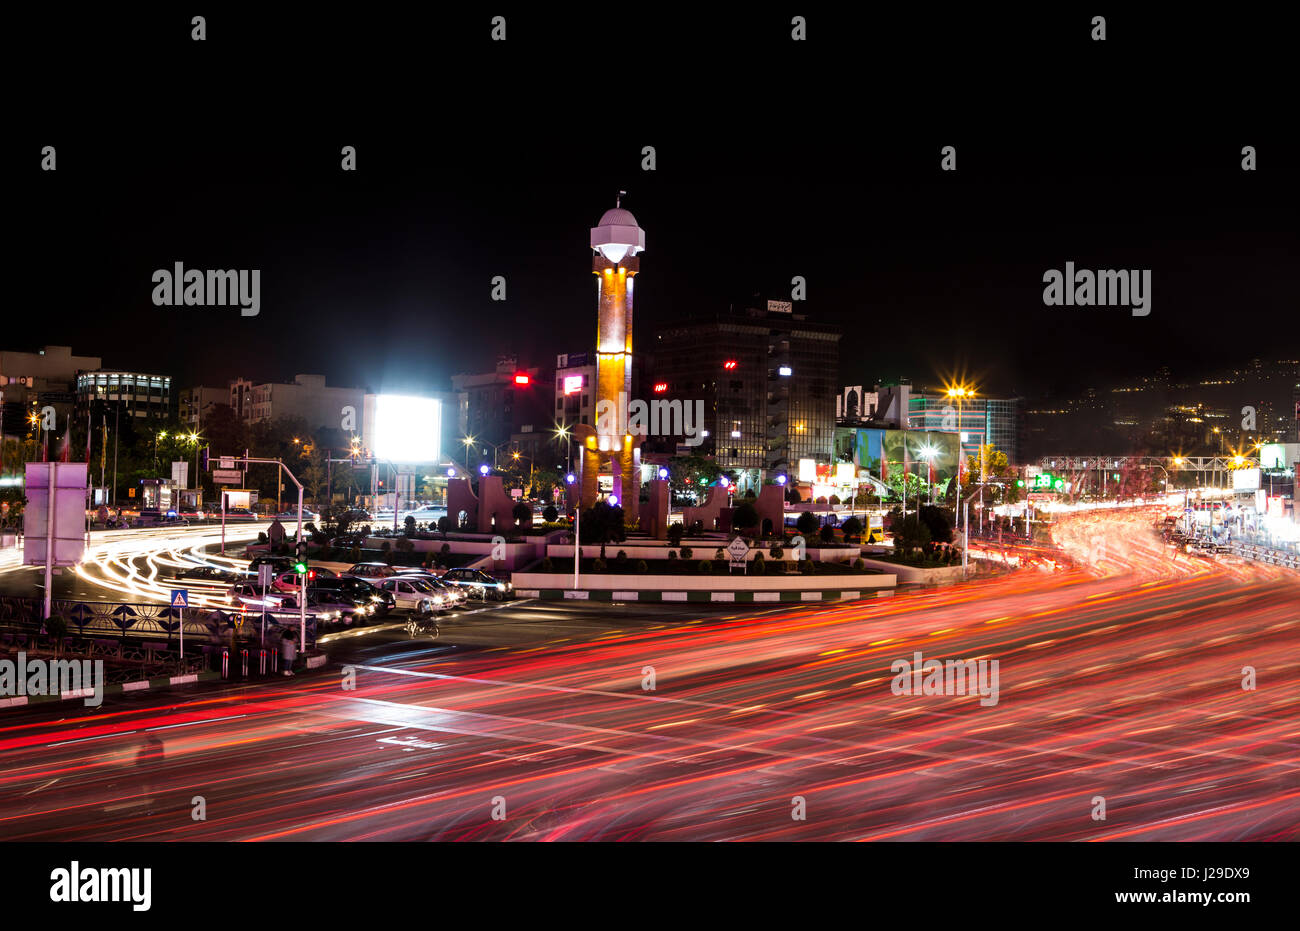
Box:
653 382 668 393
514 374 531 385
723 360 737 370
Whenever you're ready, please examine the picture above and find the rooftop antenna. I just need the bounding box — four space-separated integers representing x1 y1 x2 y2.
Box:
617 190 626 208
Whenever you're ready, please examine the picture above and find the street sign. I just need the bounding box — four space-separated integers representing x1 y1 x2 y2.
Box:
171 589 189 608
727 536 750 569
219 458 235 470
258 564 274 587
213 469 242 484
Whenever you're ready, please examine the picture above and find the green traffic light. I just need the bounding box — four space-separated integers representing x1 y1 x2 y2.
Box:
293 562 308 574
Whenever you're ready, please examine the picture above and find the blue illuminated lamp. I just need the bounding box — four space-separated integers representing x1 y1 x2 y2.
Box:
565 473 576 484
776 474 787 486
608 495 619 506
658 467 669 480
479 464 490 476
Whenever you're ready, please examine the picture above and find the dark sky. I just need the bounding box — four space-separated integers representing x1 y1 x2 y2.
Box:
12 9 1299 405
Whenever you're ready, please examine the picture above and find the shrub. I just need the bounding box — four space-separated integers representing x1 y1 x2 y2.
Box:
441 543 452 555
796 511 819 535
714 547 726 561
841 516 863 540
395 537 415 553
829 494 841 505
437 516 451 534
852 557 865 570
751 553 765 574
743 489 756 499
543 505 558 522
770 545 784 559
690 520 704 536
667 550 678 562
513 502 533 526
819 523 836 543
680 547 693 560
667 523 685 546
257 531 268 544
800 558 815 574
540 557 554 572
634 559 648 574
697 559 713 573
404 515 416 536
733 501 759 532
592 557 607 572
379 540 392 553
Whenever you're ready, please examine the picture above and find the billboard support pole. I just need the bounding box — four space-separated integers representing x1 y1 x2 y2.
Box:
43 462 56 621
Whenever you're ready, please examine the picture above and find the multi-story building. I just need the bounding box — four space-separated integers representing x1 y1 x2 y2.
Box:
0 345 104 436
650 298 841 486
906 391 1023 466
75 370 173 421
450 357 555 468
227 374 365 432
179 386 229 429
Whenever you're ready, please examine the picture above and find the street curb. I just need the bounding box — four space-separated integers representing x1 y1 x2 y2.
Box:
2 669 224 707
515 589 883 603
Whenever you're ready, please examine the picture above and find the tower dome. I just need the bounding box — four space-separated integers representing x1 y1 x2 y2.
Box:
590 203 645 263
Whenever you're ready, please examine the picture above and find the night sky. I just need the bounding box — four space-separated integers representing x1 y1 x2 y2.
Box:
13 9 1298 404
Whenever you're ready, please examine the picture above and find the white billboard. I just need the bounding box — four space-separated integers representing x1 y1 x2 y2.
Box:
24 462 89 566
1232 467 1261 492
365 394 441 463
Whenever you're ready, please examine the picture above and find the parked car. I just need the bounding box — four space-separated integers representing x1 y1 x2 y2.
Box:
227 581 288 611
310 576 395 615
247 555 293 575
439 567 514 601
393 569 468 607
174 565 244 584
274 588 372 625
271 566 338 593
343 562 400 581
375 576 446 615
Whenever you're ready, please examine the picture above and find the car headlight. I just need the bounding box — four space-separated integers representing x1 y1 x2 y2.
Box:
496 583 505 590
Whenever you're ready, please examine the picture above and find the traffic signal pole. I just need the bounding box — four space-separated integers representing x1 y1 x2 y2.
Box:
218 455 307 655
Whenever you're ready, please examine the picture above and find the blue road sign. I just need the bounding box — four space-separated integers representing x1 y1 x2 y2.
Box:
171 589 189 608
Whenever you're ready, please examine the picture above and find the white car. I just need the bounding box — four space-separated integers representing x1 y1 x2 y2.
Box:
402 507 445 525
376 577 448 615
393 570 468 607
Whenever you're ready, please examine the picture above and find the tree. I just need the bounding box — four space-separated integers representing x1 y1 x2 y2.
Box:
512 501 533 527
733 501 759 533
918 505 954 544
893 514 931 558
667 522 685 547
795 511 819 535
841 516 863 540
542 504 558 522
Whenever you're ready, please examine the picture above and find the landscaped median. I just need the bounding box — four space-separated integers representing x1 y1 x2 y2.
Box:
512 569 896 603
514 588 893 603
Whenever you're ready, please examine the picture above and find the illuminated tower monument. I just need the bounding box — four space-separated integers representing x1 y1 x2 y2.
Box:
577 197 645 519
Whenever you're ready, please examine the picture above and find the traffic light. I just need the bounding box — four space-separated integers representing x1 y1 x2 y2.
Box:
293 561 308 575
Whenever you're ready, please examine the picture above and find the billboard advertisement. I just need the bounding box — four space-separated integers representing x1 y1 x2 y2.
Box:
364 394 441 463
833 428 961 485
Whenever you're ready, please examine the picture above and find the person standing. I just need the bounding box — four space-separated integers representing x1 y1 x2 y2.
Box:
281 628 297 676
